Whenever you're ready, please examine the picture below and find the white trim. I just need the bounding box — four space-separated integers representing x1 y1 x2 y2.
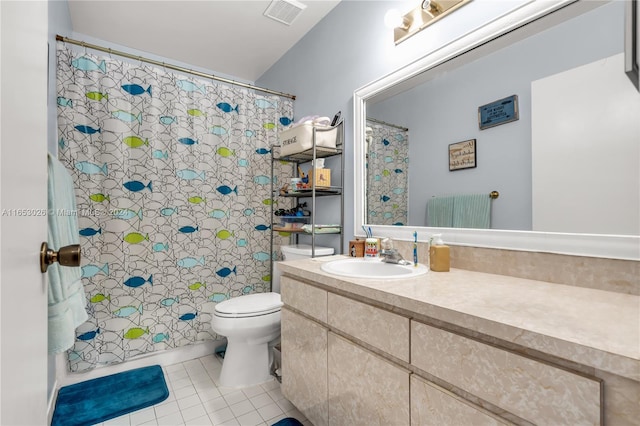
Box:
353 0 640 260
47 379 59 426
358 226 640 261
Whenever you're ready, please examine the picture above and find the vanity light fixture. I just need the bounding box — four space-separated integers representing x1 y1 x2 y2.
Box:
392 0 472 45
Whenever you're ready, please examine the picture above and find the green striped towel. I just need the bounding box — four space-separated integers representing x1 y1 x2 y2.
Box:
453 194 491 229
427 196 454 227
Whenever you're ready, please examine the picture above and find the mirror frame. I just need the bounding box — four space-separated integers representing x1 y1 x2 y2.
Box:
353 0 639 261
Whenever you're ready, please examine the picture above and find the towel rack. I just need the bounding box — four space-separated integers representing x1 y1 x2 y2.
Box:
430 191 499 199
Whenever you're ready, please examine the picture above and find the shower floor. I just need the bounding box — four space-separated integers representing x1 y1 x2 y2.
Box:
94 354 309 426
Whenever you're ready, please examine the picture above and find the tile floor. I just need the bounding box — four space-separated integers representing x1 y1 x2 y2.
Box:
97 355 310 426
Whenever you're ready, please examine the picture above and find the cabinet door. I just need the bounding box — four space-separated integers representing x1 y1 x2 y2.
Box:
281 308 328 426
328 332 410 425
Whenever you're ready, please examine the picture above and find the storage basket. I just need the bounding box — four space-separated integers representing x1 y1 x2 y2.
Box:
279 123 337 157
278 216 310 230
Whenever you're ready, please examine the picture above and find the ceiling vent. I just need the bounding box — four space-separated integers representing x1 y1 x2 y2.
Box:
263 0 307 26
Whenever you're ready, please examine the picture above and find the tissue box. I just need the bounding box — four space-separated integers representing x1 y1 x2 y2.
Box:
279 123 337 157
309 168 331 187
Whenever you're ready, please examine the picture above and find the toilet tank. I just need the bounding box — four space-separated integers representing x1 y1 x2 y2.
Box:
272 244 334 294
281 244 334 260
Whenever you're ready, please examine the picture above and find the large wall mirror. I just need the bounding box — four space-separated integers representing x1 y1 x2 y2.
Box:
354 0 640 260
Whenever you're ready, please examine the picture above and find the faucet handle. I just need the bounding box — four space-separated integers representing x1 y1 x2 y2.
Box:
381 238 393 251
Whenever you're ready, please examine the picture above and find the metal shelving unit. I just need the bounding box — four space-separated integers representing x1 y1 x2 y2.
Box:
270 120 344 261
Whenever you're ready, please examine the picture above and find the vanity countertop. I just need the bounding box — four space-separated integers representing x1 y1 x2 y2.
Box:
278 255 640 381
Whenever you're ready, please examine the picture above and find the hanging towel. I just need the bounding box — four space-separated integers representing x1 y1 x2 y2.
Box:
47 153 88 354
453 193 491 229
427 196 454 227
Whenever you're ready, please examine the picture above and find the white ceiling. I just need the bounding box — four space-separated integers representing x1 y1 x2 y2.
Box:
67 0 341 82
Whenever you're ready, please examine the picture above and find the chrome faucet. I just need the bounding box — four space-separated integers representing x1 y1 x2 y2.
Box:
380 249 410 264
380 238 412 265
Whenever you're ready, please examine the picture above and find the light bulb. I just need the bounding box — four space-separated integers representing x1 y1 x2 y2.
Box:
384 9 403 29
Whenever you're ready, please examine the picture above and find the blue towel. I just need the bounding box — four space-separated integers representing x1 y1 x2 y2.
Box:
272 418 304 426
48 153 88 354
453 193 491 229
427 196 454 227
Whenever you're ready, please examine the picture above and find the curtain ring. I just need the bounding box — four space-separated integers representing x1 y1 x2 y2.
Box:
81 41 87 55
108 48 113 59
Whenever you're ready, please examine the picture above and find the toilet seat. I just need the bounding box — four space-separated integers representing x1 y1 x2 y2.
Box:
214 293 283 318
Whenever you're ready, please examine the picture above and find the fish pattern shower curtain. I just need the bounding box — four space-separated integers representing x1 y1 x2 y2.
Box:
366 120 409 226
56 44 293 372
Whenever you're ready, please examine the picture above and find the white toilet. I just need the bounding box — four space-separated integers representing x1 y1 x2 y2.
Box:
272 244 335 293
211 244 334 388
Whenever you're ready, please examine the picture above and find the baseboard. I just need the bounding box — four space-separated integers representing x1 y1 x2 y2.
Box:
58 340 222 387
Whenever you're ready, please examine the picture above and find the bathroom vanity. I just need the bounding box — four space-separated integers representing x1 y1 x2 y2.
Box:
278 256 639 426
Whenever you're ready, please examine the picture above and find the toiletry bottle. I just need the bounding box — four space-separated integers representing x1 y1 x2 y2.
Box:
429 234 450 272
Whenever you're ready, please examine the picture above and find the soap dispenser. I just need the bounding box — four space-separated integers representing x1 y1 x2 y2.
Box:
429 234 450 272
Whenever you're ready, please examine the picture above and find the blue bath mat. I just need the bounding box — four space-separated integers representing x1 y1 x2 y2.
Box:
51 365 169 426
272 418 304 426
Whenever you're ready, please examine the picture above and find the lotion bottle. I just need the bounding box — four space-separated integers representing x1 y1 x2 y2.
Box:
429 234 450 272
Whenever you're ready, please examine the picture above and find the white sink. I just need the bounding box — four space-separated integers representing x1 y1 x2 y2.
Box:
320 258 428 279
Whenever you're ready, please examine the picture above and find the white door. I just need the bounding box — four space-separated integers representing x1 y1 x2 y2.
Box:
532 53 640 235
1 1 49 425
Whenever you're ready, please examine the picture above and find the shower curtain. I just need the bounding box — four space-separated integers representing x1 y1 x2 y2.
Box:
56 44 293 372
366 120 409 226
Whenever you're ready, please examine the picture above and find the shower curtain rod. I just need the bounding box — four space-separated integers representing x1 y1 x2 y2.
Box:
366 117 409 131
56 35 296 100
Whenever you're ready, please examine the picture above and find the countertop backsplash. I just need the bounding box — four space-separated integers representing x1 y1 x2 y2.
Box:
391 239 639 295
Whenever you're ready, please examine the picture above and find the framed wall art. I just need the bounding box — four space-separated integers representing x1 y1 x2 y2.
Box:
449 139 476 171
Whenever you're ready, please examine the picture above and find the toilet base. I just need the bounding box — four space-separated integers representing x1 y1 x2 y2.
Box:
218 339 274 388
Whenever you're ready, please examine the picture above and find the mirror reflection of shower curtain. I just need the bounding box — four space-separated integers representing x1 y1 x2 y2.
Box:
56 44 293 372
365 119 409 225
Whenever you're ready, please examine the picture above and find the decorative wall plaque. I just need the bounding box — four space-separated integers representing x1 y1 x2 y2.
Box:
478 95 519 130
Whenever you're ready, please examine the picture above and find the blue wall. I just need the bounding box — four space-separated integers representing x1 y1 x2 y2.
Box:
256 0 529 247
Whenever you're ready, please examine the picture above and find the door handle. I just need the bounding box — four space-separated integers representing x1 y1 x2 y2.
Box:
40 242 81 273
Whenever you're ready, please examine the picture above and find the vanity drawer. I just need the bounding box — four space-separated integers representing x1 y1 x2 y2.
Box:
411 321 602 425
411 375 514 426
328 293 409 362
281 276 327 322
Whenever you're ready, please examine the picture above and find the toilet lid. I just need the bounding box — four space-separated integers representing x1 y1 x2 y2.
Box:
214 293 283 318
